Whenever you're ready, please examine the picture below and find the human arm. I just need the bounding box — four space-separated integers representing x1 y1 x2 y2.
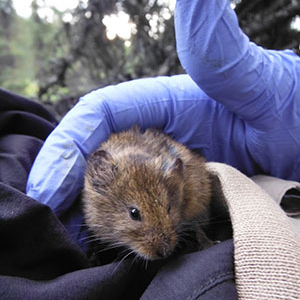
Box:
175 0 300 179
175 0 300 128
27 75 255 215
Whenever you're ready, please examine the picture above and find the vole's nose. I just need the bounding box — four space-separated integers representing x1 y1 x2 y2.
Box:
155 239 175 258
155 248 172 258
150 229 177 259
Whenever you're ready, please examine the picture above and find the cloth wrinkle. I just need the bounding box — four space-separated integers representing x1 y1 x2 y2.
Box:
186 270 234 300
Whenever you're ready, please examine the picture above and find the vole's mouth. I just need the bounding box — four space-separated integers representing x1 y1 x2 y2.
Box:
131 233 178 261
136 249 174 261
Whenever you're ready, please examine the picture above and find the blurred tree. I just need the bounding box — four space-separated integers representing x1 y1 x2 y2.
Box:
30 0 70 100
0 0 38 95
36 0 183 103
235 0 300 49
0 0 15 38
37 0 300 105
0 0 17 89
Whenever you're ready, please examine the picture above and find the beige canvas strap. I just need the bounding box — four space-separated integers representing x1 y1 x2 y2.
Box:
206 162 300 300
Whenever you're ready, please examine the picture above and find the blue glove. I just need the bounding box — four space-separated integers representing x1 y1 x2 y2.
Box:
175 0 300 180
27 75 250 215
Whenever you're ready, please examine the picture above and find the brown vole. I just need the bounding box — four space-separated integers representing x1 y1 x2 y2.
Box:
82 127 213 261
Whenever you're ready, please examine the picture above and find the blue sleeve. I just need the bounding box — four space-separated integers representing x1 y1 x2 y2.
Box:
28 75 254 215
175 0 300 180
175 0 300 127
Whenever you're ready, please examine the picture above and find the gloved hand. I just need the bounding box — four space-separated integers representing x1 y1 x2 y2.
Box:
26 0 300 249
27 74 249 215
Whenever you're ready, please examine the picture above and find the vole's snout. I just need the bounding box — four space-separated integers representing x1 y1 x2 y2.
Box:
155 247 173 259
149 231 177 260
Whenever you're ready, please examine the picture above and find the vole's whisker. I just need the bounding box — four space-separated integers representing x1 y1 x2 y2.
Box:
128 253 140 270
112 249 135 275
86 223 109 229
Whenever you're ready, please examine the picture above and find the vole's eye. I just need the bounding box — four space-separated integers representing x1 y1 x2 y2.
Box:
129 207 141 221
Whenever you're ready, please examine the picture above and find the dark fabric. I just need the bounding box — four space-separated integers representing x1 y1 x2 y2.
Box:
0 134 43 192
0 88 237 299
0 88 57 192
141 240 236 300
0 183 88 280
0 88 56 124
281 188 300 216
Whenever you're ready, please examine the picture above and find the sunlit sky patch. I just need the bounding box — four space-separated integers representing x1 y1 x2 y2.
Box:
102 11 137 41
12 0 85 19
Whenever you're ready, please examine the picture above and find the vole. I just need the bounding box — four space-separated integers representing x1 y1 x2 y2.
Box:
82 127 213 261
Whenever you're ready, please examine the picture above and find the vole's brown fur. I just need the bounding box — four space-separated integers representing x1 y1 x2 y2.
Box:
83 127 212 260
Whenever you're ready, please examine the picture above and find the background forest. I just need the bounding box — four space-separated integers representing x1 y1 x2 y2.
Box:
1 0 300 118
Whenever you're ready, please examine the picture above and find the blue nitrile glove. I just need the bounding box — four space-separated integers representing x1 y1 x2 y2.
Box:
175 0 300 180
27 74 255 217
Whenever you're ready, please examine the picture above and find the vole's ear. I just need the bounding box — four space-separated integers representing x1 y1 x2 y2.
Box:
86 149 118 189
91 149 112 161
87 149 117 174
163 157 183 177
173 158 183 174
169 158 183 174
164 158 185 199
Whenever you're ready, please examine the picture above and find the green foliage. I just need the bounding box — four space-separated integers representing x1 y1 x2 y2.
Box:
0 1 36 96
0 0 71 98
1 17 36 96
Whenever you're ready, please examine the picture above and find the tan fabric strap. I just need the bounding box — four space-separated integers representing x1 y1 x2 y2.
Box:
206 162 300 300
